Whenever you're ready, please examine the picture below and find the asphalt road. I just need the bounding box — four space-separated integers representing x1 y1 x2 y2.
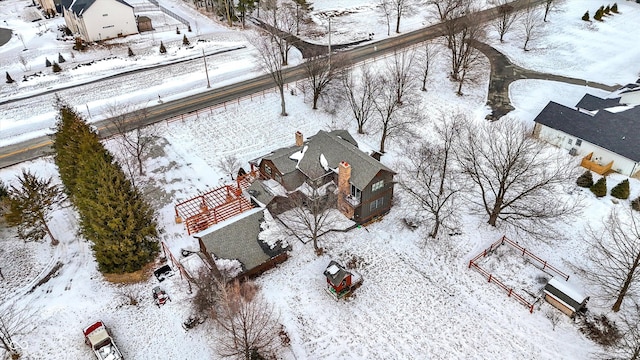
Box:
0 0 544 169
0 28 11 47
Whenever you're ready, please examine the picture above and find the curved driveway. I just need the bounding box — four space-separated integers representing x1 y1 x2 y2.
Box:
0 28 11 47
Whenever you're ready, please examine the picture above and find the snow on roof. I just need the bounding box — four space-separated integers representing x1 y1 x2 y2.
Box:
320 153 329 171
327 264 340 275
290 145 308 169
547 278 586 303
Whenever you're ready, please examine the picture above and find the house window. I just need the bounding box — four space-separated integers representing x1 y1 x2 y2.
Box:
350 184 361 201
264 164 272 177
568 139 573 145
369 197 384 212
576 139 582 146
372 180 384 192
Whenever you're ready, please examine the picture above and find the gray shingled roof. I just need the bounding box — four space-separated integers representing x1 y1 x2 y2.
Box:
261 130 394 190
534 101 640 162
66 0 132 15
195 208 270 272
575 94 620 111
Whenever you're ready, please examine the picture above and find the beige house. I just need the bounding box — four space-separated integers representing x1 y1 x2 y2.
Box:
36 0 57 14
62 0 138 42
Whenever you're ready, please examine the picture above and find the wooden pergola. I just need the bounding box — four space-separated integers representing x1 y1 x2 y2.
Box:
174 168 261 235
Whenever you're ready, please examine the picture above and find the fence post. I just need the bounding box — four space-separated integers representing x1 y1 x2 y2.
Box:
468 260 473 268
508 288 512 297
488 274 492 283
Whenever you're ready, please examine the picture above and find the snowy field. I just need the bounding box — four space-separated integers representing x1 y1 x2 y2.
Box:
1 0 640 359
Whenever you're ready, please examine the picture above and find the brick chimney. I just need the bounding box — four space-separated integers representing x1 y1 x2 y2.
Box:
295 131 303 147
337 161 354 219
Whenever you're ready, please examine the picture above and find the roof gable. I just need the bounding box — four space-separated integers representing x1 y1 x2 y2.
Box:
534 101 640 162
261 130 395 189
575 94 620 111
66 0 132 15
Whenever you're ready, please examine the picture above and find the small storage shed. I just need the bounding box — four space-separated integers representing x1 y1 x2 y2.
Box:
544 278 588 317
324 261 352 298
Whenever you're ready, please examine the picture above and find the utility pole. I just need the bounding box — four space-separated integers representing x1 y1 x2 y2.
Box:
202 49 211 88
328 16 331 69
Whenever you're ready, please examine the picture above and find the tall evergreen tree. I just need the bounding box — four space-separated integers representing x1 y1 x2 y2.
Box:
5 72 14 84
52 99 159 273
159 41 167 54
4 170 65 246
58 53 66 63
611 3 618 13
182 34 190 46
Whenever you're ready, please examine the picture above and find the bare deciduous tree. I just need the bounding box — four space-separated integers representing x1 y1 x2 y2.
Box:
379 0 393 36
490 0 518 42
542 0 563 22
427 0 469 48
192 268 223 318
441 4 486 95
215 280 280 360
18 55 29 71
281 177 338 254
0 302 37 358
216 154 242 180
373 75 417 153
391 0 414 33
456 119 580 235
608 306 640 359
107 103 158 177
260 0 297 66
340 64 379 134
415 41 439 92
398 112 464 238
251 34 287 116
388 49 415 105
303 49 342 110
521 4 542 51
583 207 640 312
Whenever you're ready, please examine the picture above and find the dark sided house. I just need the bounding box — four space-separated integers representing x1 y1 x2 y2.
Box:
250 130 396 224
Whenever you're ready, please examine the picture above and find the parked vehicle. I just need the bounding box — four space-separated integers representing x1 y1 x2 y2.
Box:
83 321 123 360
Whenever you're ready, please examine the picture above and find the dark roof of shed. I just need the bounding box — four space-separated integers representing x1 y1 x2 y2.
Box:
261 130 395 189
66 0 132 15
534 101 640 162
575 94 620 111
323 260 350 287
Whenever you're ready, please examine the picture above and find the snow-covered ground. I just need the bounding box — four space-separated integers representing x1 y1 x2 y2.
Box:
2 0 640 359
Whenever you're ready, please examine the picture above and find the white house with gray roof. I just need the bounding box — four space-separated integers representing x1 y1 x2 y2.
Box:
533 82 640 177
62 0 137 42
253 130 396 224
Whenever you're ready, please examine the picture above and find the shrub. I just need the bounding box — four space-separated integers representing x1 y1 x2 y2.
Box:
576 170 594 188
188 24 192 32
58 53 66 63
632 196 640 211
590 177 607 197
45 58 51 67
582 11 590 21
159 41 166 54
176 26 180 34
604 5 610 14
182 34 190 46
52 62 61 73
578 313 621 347
5 71 14 84
594 8 603 21
611 179 630 199
611 3 618 13
73 37 85 51
128 46 134 57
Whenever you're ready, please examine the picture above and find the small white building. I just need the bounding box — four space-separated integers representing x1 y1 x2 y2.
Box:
62 0 138 42
533 82 640 177
543 278 588 317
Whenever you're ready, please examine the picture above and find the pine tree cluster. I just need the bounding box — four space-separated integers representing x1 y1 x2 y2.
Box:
52 99 159 273
590 177 607 197
610 179 630 199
